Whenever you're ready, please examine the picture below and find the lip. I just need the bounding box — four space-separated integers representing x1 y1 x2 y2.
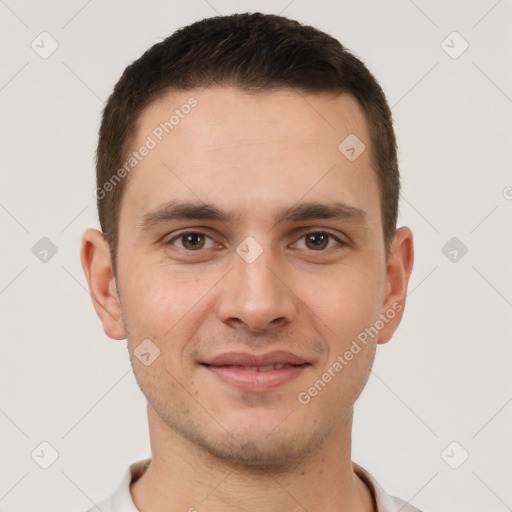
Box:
202 350 309 367
200 351 311 391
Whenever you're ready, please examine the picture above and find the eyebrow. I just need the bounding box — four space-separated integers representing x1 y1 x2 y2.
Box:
139 200 368 231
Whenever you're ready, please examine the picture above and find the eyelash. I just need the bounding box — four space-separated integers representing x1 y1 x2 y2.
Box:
166 230 346 252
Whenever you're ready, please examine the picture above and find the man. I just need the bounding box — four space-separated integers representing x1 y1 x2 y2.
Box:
81 12 416 512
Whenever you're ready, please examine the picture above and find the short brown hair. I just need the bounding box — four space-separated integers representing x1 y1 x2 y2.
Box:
96 12 400 271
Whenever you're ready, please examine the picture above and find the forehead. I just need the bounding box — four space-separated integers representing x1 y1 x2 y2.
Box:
121 86 380 231
137 86 371 150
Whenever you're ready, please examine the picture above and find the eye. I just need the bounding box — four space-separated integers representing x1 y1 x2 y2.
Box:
166 230 346 253
168 232 216 251
294 231 344 251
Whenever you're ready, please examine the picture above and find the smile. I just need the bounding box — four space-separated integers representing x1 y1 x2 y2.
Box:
201 361 311 391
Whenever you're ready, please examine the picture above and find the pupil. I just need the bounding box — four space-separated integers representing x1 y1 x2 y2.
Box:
185 233 203 249
308 233 327 250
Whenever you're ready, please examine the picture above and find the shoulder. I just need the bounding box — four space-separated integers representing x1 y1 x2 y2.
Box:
388 495 425 512
353 461 424 512
83 459 150 512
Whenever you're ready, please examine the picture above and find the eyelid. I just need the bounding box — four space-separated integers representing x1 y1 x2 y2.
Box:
166 230 217 250
293 227 347 242
291 229 347 250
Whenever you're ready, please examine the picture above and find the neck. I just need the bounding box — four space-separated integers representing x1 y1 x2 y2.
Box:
131 406 375 512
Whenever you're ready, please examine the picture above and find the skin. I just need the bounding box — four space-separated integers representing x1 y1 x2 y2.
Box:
81 86 414 512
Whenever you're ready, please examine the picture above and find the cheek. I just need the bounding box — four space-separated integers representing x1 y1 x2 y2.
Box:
301 270 381 407
121 269 207 397
119 262 217 351
304 260 385 342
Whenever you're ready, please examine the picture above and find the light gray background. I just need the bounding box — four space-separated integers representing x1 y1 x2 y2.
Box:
1 1 511 511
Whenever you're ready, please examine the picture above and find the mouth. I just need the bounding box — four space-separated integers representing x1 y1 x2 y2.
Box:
200 351 312 391
203 362 306 371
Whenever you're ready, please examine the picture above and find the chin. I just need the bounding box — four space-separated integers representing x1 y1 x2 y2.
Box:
203 436 309 468
193 421 329 469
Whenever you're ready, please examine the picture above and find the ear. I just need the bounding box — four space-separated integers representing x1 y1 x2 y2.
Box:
80 228 126 340
377 226 414 345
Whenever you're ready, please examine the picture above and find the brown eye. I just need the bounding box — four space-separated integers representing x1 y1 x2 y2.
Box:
295 232 343 251
168 232 214 251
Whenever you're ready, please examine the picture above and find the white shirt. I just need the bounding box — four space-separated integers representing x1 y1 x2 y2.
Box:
87 459 423 512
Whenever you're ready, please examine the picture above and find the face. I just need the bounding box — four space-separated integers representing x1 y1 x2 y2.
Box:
83 86 413 466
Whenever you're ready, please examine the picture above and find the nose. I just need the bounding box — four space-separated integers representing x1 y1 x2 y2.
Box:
216 241 298 334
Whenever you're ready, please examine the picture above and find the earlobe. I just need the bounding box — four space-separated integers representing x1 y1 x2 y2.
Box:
378 227 414 345
80 228 126 340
